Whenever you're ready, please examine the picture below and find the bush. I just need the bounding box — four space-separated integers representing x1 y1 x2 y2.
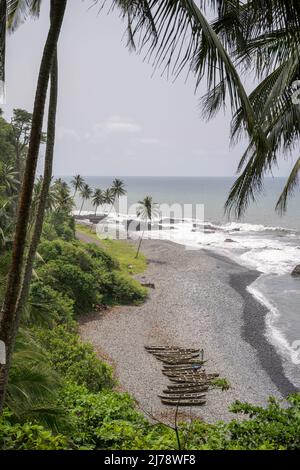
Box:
37 239 147 311
111 272 147 305
29 281 74 326
36 325 114 392
0 413 69 450
38 260 101 314
83 242 119 271
60 382 147 449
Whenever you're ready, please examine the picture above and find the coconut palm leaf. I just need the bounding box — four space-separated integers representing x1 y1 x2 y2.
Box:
103 0 267 158
6 328 68 432
276 157 300 214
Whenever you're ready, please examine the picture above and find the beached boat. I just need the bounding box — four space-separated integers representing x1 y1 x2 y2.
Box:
161 399 206 407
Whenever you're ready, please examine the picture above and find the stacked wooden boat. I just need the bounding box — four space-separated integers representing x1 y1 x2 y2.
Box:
145 346 218 407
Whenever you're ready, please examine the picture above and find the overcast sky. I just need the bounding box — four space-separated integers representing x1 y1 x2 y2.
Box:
3 0 296 177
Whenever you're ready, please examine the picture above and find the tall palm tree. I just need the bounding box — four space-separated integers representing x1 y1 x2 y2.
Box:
103 187 115 214
135 196 158 259
0 0 67 414
0 0 6 100
71 174 84 198
79 183 92 216
92 188 104 216
111 178 126 216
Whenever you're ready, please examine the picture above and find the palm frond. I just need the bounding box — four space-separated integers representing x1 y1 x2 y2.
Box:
276 157 300 214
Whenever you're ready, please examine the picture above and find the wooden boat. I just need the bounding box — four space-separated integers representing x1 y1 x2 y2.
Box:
161 399 206 407
167 383 209 390
169 377 209 384
163 386 209 394
155 354 200 361
158 393 206 400
145 346 200 354
161 359 205 366
162 371 207 378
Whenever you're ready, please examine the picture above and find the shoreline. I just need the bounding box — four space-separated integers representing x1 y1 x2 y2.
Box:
205 250 297 396
78 235 298 423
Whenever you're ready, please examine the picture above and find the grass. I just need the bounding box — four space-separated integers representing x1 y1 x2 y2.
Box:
76 223 147 275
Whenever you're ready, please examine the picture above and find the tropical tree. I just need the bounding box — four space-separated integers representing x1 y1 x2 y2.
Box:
71 174 84 198
0 0 67 414
79 183 92 216
92 188 104 216
111 178 126 216
135 196 158 259
0 162 19 196
0 0 6 97
103 187 115 214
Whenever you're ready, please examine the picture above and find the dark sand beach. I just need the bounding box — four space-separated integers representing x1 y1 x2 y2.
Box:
78 234 297 423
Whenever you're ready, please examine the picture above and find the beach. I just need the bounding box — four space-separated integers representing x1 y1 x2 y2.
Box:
78 235 297 423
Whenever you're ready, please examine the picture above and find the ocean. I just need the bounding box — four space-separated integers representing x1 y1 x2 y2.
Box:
66 176 300 388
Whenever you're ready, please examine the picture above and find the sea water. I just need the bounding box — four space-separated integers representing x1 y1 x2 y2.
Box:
67 176 300 387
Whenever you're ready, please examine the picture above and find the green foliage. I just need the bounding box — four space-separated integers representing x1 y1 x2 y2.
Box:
110 271 147 305
7 329 68 433
60 382 148 449
0 414 69 450
76 225 147 275
37 239 147 312
38 260 101 314
211 378 231 391
28 281 74 326
35 325 114 392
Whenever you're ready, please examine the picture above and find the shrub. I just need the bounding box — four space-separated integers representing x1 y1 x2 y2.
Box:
83 241 119 271
29 281 74 326
36 325 114 392
0 413 69 450
60 382 147 449
110 272 147 305
38 260 101 314
38 239 94 271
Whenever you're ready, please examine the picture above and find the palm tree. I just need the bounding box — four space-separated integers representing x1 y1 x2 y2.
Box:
103 187 115 214
79 183 93 216
54 181 74 214
135 196 158 259
92 188 104 216
0 0 67 413
111 178 126 216
71 174 84 198
0 0 7 96
0 163 19 196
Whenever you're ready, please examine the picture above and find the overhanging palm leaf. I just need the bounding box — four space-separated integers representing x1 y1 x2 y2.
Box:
6 328 67 432
104 0 267 159
276 157 300 214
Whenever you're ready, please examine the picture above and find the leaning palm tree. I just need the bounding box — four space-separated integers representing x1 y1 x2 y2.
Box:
79 183 93 216
92 188 104 216
71 174 84 198
135 196 158 259
111 178 126 215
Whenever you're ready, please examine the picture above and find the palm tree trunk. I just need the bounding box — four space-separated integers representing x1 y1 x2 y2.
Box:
13 48 58 349
79 199 85 216
0 0 6 86
135 230 145 259
0 0 67 414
